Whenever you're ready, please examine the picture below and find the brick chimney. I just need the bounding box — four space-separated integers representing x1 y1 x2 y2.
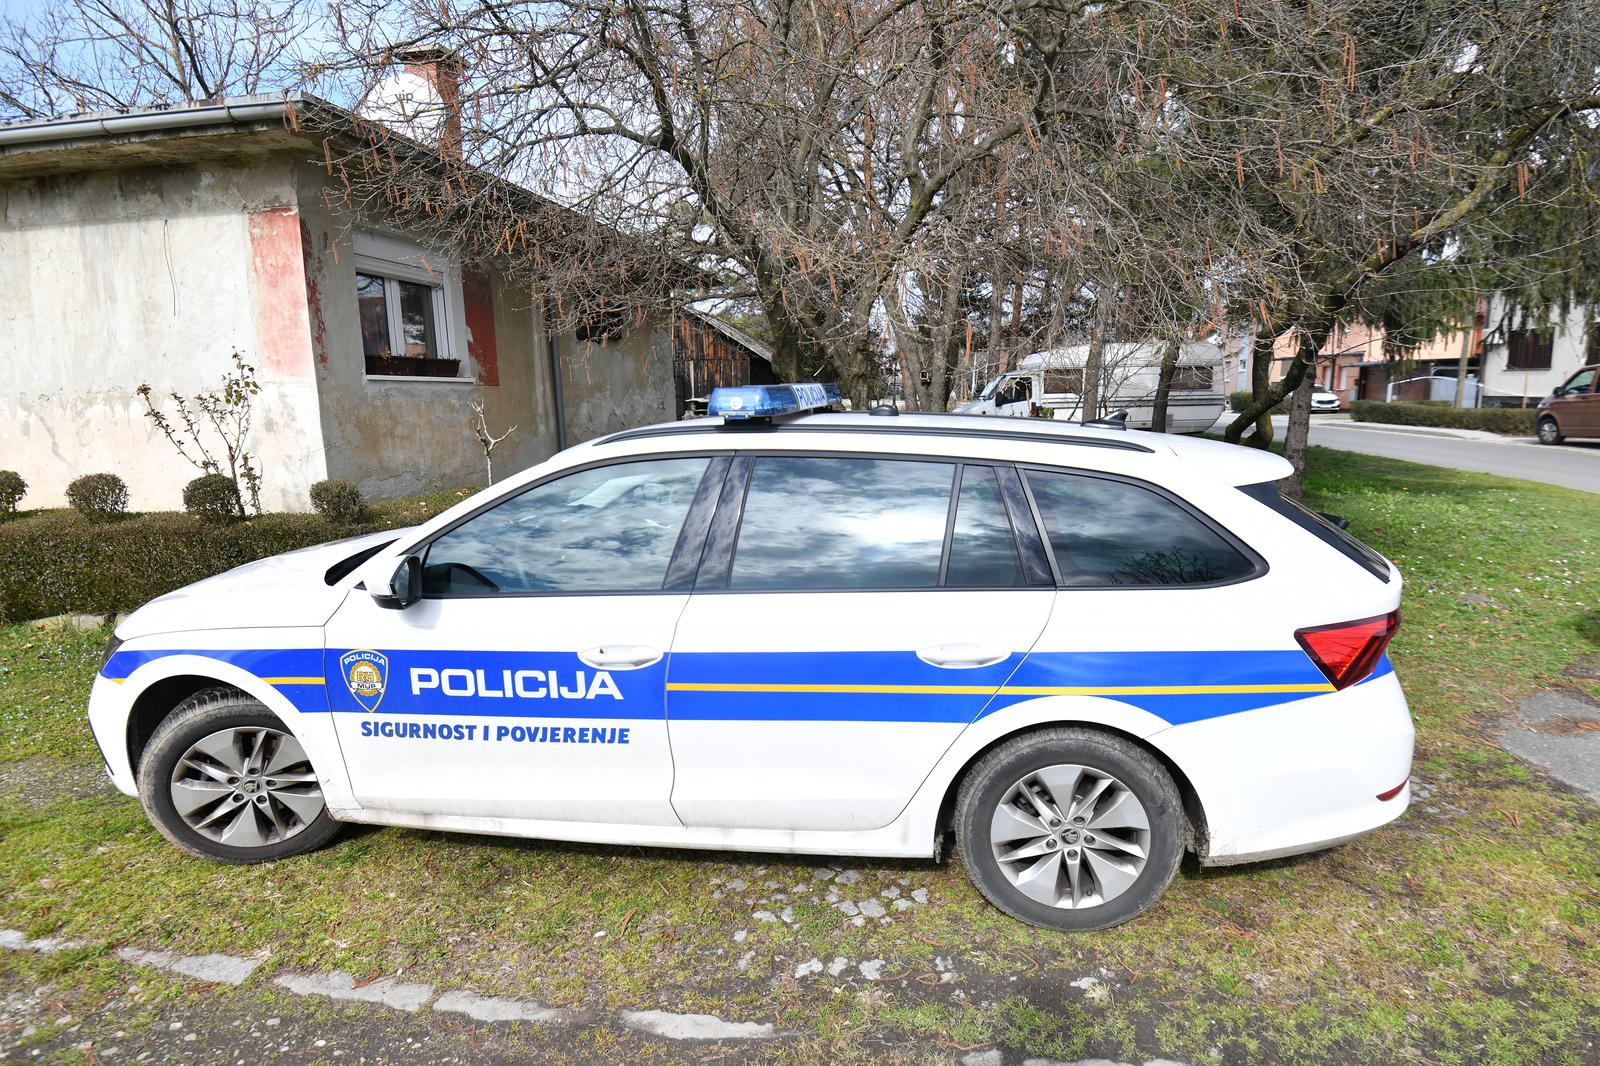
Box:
391 44 463 157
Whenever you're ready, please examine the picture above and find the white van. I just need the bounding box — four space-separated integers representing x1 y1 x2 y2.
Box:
958 340 1227 433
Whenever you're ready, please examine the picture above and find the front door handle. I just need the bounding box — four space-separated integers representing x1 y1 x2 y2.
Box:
578 645 663 670
917 643 1010 669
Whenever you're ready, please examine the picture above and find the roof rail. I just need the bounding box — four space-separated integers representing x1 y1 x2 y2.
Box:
597 414 1155 453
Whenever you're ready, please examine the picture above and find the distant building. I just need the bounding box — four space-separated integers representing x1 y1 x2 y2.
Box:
1478 299 1597 407
1269 316 1483 406
1259 300 1597 408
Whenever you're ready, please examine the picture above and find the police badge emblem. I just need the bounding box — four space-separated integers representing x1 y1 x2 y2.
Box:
340 649 388 712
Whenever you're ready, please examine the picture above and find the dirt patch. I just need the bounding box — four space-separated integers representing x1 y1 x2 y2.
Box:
1563 654 1600 684
0 756 115 809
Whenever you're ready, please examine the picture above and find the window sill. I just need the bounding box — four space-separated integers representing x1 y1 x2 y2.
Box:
364 374 479 385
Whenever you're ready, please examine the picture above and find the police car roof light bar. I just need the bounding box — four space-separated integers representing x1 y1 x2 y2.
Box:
709 383 843 422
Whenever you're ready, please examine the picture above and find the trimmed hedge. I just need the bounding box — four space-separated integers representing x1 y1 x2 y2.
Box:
0 471 25 516
0 489 472 624
310 479 367 524
183 474 244 523
66 473 129 522
1348 400 1537 436
1229 390 1290 415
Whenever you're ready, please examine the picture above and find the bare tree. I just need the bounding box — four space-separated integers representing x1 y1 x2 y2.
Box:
468 400 515 486
0 0 318 119
314 0 1156 407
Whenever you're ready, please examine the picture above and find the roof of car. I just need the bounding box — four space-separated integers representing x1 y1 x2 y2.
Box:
595 411 1292 486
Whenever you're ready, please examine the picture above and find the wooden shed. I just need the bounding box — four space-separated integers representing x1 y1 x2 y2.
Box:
671 308 779 417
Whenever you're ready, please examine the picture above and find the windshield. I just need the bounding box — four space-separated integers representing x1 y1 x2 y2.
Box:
980 376 1002 400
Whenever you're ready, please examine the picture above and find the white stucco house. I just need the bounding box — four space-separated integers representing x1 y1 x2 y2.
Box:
1479 299 1597 407
0 90 679 511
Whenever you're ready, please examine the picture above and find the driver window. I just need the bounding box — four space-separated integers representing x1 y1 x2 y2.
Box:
1564 369 1595 394
996 379 1030 407
421 457 712 596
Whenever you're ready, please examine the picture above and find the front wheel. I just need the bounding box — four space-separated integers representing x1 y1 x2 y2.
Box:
137 688 341 863
1537 417 1564 445
954 728 1186 930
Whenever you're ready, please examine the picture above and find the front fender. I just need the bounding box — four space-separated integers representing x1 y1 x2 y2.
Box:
87 638 355 811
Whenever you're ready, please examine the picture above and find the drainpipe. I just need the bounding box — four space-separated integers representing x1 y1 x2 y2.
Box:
544 301 568 451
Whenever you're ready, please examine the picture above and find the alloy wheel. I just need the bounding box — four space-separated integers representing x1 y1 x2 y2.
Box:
168 727 324 847
989 763 1151 909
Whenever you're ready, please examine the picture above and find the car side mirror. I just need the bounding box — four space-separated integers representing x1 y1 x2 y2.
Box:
371 555 423 609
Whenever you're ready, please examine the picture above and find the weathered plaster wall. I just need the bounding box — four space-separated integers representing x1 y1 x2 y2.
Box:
558 325 677 444
294 162 561 499
294 161 673 498
0 158 328 511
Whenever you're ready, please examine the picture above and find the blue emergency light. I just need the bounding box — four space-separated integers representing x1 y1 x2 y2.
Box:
708 382 842 421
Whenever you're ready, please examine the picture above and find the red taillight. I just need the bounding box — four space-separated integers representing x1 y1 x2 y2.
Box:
1295 610 1400 690
1376 776 1409 801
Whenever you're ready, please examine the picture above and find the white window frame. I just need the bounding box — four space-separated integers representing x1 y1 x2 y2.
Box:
352 232 472 382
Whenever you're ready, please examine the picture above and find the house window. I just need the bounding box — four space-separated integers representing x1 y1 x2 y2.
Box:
575 306 629 345
1506 329 1553 371
353 233 462 378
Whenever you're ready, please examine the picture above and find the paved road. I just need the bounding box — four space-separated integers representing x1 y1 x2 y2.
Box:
1214 414 1600 494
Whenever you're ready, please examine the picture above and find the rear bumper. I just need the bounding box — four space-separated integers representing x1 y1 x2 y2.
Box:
1150 667 1413 865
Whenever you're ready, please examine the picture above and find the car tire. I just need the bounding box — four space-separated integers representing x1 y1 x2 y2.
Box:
137 688 341 864
954 727 1186 931
1537 417 1564 445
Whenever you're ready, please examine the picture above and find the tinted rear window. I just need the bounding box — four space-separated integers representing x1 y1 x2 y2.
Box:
1025 470 1259 586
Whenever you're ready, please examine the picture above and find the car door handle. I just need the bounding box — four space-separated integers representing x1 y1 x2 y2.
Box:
917 643 1010 669
578 645 663 670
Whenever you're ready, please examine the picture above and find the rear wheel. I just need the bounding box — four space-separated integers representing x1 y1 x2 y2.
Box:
137 688 340 863
955 728 1186 930
1537 417 1564 445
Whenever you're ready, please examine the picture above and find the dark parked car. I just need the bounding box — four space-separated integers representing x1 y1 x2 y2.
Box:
1536 365 1600 444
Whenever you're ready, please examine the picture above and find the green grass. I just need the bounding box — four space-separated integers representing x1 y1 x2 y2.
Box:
2 447 1599 1063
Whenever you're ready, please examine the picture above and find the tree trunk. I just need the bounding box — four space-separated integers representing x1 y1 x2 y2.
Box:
1150 335 1181 433
1080 293 1114 421
983 263 1005 403
1281 347 1317 501
1225 331 1280 448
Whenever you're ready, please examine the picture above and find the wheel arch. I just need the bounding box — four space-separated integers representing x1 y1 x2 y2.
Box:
126 675 247 779
934 719 1209 856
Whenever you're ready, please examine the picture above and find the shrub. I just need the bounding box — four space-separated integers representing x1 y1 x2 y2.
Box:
1229 390 1290 415
0 471 26 515
1348 401 1537 436
182 474 244 523
309 479 367 524
65 473 129 522
0 491 467 625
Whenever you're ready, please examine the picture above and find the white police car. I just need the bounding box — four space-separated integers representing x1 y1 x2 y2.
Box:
87 384 1411 930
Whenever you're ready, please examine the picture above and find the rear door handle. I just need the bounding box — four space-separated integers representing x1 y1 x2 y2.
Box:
578 645 663 670
916 643 1010 669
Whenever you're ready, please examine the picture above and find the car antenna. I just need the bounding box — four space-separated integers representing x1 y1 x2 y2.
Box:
1081 408 1130 430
